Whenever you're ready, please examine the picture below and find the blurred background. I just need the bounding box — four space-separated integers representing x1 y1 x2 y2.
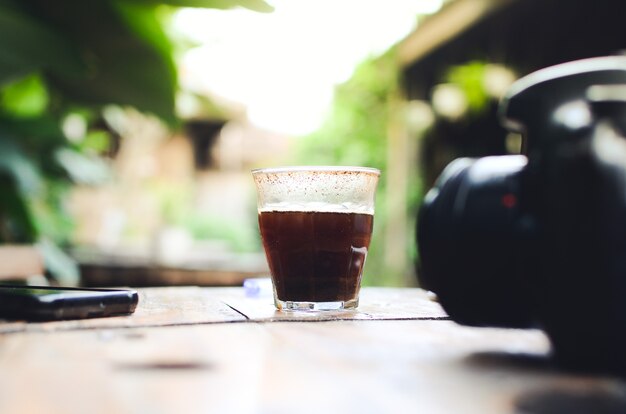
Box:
1 0 625 288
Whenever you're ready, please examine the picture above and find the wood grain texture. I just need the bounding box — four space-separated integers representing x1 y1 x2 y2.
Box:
0 287 622 414
0 286 446 334
1 319 619 414
0 287 246 334
221 286 447 322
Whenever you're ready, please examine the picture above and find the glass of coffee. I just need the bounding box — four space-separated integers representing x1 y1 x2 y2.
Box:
252 166 380 311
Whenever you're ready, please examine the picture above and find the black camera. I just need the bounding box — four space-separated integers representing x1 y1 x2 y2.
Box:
417 57 626 374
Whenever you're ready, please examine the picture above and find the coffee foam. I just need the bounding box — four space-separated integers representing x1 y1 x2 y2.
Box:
259 202 374 214
253 167 379 214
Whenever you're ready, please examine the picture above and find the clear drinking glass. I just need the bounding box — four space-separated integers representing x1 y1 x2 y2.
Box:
252 166 380 311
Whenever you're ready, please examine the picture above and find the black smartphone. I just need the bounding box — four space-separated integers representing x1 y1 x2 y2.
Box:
0 285 139 321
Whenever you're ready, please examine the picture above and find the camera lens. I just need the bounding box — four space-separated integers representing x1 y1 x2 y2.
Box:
417 155 535 327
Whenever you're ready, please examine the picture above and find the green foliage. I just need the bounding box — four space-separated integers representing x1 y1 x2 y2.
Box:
181 213 261 252
0 2 85 85
297 53 397 168
80 130 112 153
444 61 491 116
151 181 260 253
295 50 416 287
0 74 49 118
0 0 271 282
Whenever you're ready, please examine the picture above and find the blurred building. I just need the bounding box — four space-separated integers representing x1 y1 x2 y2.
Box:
399 0 626 185
70 97 291 286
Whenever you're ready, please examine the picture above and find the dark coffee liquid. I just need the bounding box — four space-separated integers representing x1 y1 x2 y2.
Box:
259 210 373 303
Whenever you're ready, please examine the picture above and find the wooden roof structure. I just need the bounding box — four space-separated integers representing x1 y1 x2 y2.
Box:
400 0 626 98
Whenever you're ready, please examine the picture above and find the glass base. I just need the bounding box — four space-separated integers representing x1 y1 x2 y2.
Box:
274 297 359 311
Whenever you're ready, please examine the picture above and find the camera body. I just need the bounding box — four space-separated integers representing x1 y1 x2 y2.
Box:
418 57 626 374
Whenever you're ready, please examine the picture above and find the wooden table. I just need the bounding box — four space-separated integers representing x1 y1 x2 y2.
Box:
0 285 624 414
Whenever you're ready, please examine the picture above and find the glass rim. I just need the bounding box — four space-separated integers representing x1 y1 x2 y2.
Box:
251 165 380 176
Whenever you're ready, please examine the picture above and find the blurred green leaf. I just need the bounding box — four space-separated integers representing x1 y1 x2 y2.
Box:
29 178 74 246
0 136 43 195
0 115 71 182
0 114 64 143
37 238 79 285
80 130 111 153
114 1 174 59
40 1 177 123
445 61 490 115
0 0 273 280
0 175 37 242
0 74 49 118
0 4 85 85
54 147 111 185
126 0 274 12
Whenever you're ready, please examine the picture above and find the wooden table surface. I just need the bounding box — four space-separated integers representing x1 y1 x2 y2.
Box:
0 285 624 414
